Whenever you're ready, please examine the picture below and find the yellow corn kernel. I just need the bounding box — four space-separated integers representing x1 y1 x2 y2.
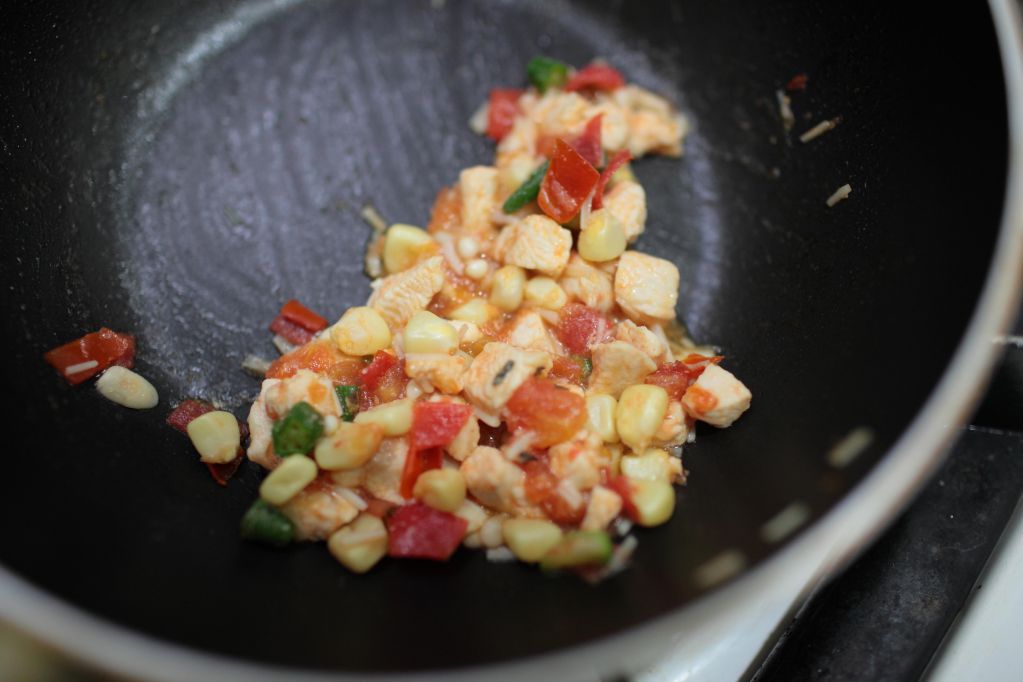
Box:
450 298 498 325
404 311 459 355
383 223 436 274
354 399 413 436
499 156 536 196
185 411 240 464
585 394 619 443
620 448 673 482
628 478 676 527
578 208 627 262
457 236 479 260
616 384 669 453
490 265 526 311
465 258 489 280
96 366 159 409
328 514 388 573
453 499 489 533
524 277 568 310
413 469 467 513
330 306 391 356
314 422 385 470
259 454 318 506
502 519 564 563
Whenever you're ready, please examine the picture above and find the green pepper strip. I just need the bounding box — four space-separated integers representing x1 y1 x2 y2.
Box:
335 385 359 422
271 401 323 456
526 56 570 93
502 161 549 214
240 499 295 547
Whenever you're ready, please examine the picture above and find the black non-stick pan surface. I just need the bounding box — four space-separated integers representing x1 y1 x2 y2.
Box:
0 0 1012 674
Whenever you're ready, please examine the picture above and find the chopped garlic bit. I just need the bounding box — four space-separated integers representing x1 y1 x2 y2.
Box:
826 183 852 207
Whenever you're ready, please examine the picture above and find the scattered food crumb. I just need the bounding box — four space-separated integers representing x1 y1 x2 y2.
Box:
826 183 853 207
775 89 795 132
785 73 809 91
800 117 842 143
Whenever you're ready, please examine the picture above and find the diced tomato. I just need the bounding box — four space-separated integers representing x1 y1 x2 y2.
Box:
549 355 586 386
265 338 364 383
486 88 523 141
359 351 398 391
591 149 632 210
410 402 472 451
44 328 136 385
554 303 614 355
537 138 601 223
644 356 724 401
522 459 586 525
607 476 639 520
572 114 603 167
564 63 626 92
279 299 328 332
387 502 468 561
357 351 406 410
785 73 808 91
399 446 444 499
427 186 462 234
166 399 246 486
269 315 315 345
504 377 587 449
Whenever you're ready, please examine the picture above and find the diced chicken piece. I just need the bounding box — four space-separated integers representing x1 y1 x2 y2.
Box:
496 118 541 192
612 85 675 118
503 310 557 355
263 368 341 420
493 215 572 277
449 320 483 345
653 400 689 447
246 378 280 469
584 99 630 152
615 320 667 362
330 468 364 488
681 364 752 428
460 446 537 515
627 110 686 158
369 256 445 331
462 342 552 414
558 253 615 312
581 485 624 532
614 251 680 324
459 166 499 240
548 431 606 491
405 354 468 395
280 484 360 541
603 181 647 243
533 91 591 140
588 341 657 398
363 437 408 504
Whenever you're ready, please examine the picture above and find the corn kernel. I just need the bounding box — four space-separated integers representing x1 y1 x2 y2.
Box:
465 258 489 280
502 518 564 563
524 277 568 310
628 478 676 527
450 298 498 325
490 265 526 311
578 208 627 262
457 236 479 260
586 394 619 443
383 223 436 274
354 398 413 436
96 366 159 409
327 514 388 573
620 448 673 482
480 513 508 548
616 384 669 453
259 454 318 506
605 444 624 477
186 411 241 464
330 306 391 356
413 469 466 513
314 421 385 470
453 499 489 533
404 311 458 355
499 156 535 196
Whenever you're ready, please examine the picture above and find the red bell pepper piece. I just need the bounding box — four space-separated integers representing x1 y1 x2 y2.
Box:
43 328 135 385
572 114 603 167
410 402 472 451
537 138 600 223
399 446 444 499
387 502 468 560
269 315 315 345
166 399 246 486
565 63 626 92
591 149 632 210
785 73 809 91
486 88 523 141
279 299 328 332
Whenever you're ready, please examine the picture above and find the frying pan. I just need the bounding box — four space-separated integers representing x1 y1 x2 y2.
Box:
2 0 1022 679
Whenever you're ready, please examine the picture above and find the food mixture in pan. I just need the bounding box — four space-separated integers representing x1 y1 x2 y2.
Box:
47 58 752 578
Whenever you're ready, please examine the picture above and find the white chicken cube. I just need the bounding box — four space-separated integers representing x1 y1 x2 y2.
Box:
462 342 552 414
503 310 557 355
584 99 629 152
653 400 689 447
614 251 680 324
368 256 445 331
602 180 647 243
533 90 591 140
615 320 667 362
681 364 752 428
459 166 499 240
548 431 605 491
404 354 469 395
246 378 280 469
558 253 615 313
460 446 536 515
262 369 341 420
581 485 624 532
362 437 408 504
493 215 573 277
280 484 360 541
588 341 658 399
